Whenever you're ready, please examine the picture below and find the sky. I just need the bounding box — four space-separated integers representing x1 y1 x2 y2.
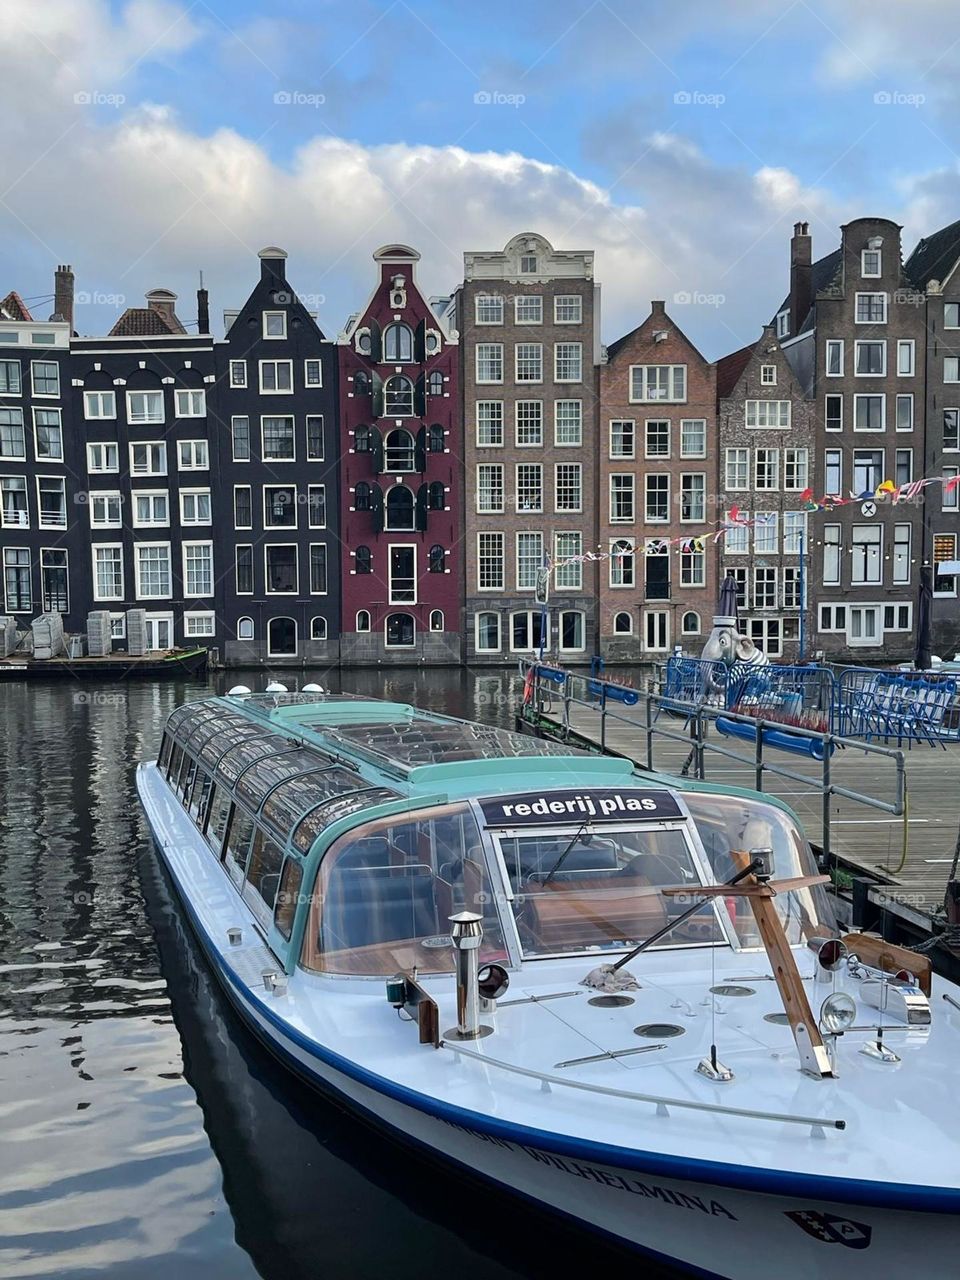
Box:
5 0 960 358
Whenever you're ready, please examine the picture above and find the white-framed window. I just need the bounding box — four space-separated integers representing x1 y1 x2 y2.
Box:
643 609 670 652
630 365 686 403
515 463 543 512
680 547 705 587
752 566 778 608
754 448 779 491
848 605 881 645
893 523 912 584
515 343 543 383
386 544 416 605
31 361 60 397
129 441 166 476
126 390 163 424
851 525 882 585
265 544 298 594
754 511 778 554
896 395 914 432
784 448 808 490
234 546 253 595
861 247 881 277
520 253 538 274
555 463 582 513
945 303 960 329
945 410 960 451
853 448 884 494
818 604 847 633
645 419 670 457
132 490 169 527
680 419 706 458
823 524 841 585
515 400 543 447
726 565 748 609
510 610 548 653
609 538 635 588
609 419 635 459
477 401 504 447
555 295 582 324
84 390 116 419
855 340 886 377
475 295 504 325
264 483 298 529
0 359 21 395
782 566 802 609
263 311 287 339
645 474 670 522
40 547 68 613
554 400 582 446
825 340 844 377
609 473 635 523
945 357 960 383
33 408 62 460
825 394 843 432
895 447 913 487
309 544 328 596
554 532 583 590
559 609 585 652
747 618 782 657
0 409 25 460
725 447 749 491
89 491 122 528
261 416 295 461
475 611 502 653
175 389 206 417
182 541 214 597
87 442 119 473
942 466 960 511
854 394 885 432
180 488 212 525
307 484 326 528
515 295 542 324
554 342 582 382
37 475 66 528
177 439 209 470
477 532 505 591
934 533 958 597
745 400 790 428
516 531 544 590
681 611 701 635
305 415 324 461
897 340 915 376
723 512 750 555
855 292 887 324
476 463 504 513
92 544 124 601
231 415 251 461
760 364 777 386
135 542 172 599
783 510 807 553
613 610 633 634
883 603 912 632
476 343 503 383
233 485 253 529
680 473 705 521
259 360 293 393
184 611 216 639
304 358 322 387
776 311 789 339
229 360 247 388
356 609 371 632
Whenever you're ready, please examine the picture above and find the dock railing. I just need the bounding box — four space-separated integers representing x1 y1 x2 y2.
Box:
518 660 906 867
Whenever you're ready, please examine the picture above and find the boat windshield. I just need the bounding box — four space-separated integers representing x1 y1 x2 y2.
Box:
300 802 506 976
497 824 723 958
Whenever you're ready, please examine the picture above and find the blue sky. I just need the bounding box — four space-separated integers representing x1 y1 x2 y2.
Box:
4 0 960 356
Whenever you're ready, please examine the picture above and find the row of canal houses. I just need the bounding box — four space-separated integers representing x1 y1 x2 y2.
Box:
1 219 959 668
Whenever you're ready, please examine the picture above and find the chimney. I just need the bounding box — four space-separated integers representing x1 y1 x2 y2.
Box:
789 221 812 337
197 281 210 335
258 246 288 290
53 264 74 329
145 287 180 331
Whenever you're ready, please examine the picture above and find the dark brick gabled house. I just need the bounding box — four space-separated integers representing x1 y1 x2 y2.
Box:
337 245 461 665
906 221 960 658
598 301 716 660
716 326 816 659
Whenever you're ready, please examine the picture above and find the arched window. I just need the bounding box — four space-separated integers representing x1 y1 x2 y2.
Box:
682 611 701 635
237 616 254 640
428 544 445 573
385 485 414 530
385 612 415 648
428 371 444 397
354 481 372 511
559 610 585 652
355 546 372 574
384 375 413 416
475 611 501 653
428 481 445 510
267 616 297 657
613 611 633 634
310 616 327 641
356 610 371 632
355 425 372 453
383 323 414 362
429 610 444 632
428 424 444 452
384 428 415 471
354 371 371 396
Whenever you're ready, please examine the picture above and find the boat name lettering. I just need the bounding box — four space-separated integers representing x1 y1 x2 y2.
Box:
480 790 682 826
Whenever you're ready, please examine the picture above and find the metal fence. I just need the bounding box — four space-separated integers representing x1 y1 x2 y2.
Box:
832 666 960 745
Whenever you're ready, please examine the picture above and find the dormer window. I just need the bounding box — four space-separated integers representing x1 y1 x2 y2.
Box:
776 311 789 339
263 311 286 339
520 254 537 274
384 323 413 362
861 248 881 278
760 364 777 386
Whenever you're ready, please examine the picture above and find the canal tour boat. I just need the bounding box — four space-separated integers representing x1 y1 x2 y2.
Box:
137 690 960 1280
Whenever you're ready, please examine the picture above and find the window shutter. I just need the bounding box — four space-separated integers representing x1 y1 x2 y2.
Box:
371 483 384 533
416 484 428 531
368 318 382 363
413 374 426 419
370 425 384 474
371 372 384 418
414 319 426 363
415 426 426 473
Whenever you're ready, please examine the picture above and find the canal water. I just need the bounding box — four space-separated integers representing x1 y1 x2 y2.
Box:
0 670 679 1279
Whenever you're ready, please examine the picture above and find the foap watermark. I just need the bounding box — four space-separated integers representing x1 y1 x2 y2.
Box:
474 90 526 108
274 90 326 108
273 289 326 308
74 90 126 108
873 90 925 108
674 90 725 108
673 289 726 308
75 290 127 308
72 691 128 707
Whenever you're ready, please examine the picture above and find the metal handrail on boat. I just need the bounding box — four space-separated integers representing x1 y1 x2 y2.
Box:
440 1040 846 1134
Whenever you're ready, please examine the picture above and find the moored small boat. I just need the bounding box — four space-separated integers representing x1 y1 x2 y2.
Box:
137 689 960 1279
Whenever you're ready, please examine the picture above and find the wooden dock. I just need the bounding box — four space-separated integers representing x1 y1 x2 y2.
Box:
530 696 960 930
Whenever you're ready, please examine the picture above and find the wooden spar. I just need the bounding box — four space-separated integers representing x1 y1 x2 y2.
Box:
663 861 835 1079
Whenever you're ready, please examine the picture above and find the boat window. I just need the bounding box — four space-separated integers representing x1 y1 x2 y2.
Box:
189 767 212 825
167 743 183 782
680 792 837 948
497 826 721 958
275 859 302 940
215 735 292 788
179 755 198 802
198 722 261 770
235 748 331 814
291 787 401 855
205 787 232 853
159 732 173 771
183 717 231 758
224 806 256 885
165 703 208 737
243 829 286 924
261 767 347 840
301 803 506 976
